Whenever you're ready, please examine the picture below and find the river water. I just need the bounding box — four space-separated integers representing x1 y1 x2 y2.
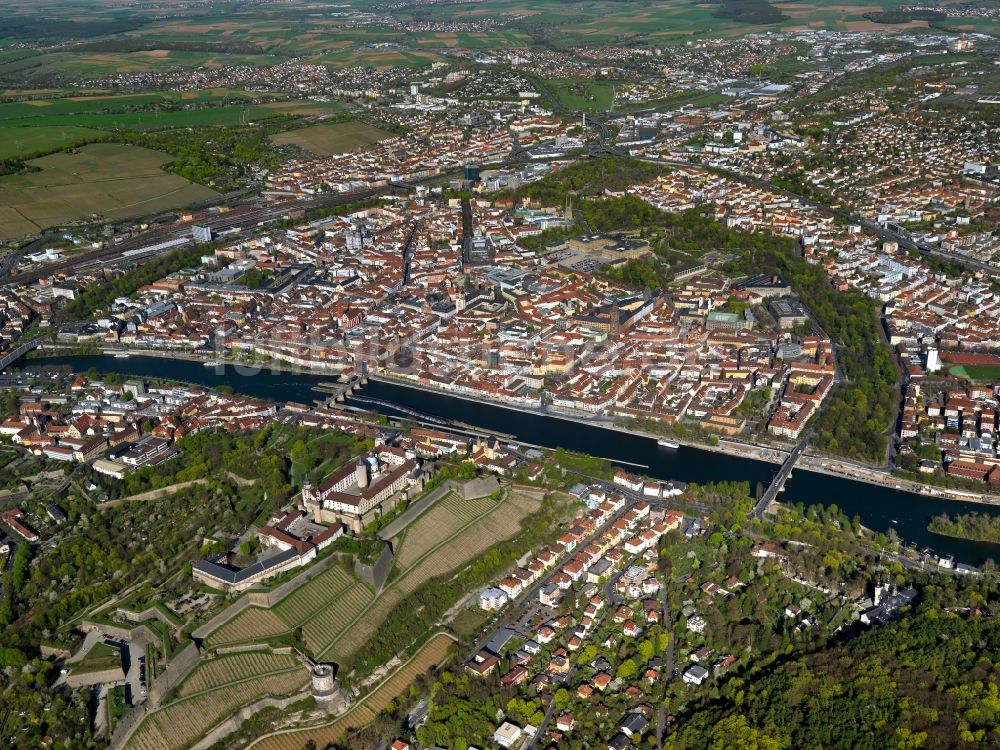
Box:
27 354 1000 565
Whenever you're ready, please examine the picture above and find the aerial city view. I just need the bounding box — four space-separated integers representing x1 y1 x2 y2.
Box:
1 0 1000 747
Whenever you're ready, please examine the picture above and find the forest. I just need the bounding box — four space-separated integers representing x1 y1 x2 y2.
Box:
0 424 365 749
664 598 1000 748
928 512 1000 545
117 124 285 189
510 156 666 206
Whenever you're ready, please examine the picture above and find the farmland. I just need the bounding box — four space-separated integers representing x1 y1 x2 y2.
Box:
0 125 96 160
0 91 341 161
124 667 308 750
0 143 216 239
0 105 277 132
317 490 541 664
176 651 301 697
272 121 392 156
0 90 254 121
206 490 541 668
247 632 455 750
206 563 374 648
391 492 500 569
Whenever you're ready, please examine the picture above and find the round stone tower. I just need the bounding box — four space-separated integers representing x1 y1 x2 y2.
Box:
311 664 338 701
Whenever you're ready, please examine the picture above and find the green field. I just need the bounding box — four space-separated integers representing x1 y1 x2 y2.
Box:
272 120 392 156
0 105 278 132
0 143 216 239
948 364 1000 382
0 125 98 160
0 0 920 70
0 90 255 121
545 78 616 112
0 92 349 161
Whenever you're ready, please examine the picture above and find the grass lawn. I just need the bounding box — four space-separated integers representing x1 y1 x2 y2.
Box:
272 120 392 156
73 642 123 675
451 607 488 639
108 685 128 729
545 78 615 112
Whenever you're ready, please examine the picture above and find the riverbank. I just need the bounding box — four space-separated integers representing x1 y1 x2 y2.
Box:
369 373 1000 504
369 372 790 466
26 352 1000 564
798 454 1000 507
926 528 1000 546
30 348 1000 506
39 344 348 380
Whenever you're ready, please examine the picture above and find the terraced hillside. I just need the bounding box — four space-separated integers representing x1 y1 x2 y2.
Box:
124 653 308 750
248 632 455 750
206 490 540 666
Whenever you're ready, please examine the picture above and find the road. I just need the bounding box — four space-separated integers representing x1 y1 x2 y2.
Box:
93 684 110 741
468 482 690 749
121 632 155 707
0 336 45 372
749 438 808 519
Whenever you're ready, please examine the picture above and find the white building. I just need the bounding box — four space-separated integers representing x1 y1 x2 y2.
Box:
683 665 709 685
479 587 509 611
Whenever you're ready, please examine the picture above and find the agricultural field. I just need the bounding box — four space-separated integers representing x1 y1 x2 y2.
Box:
0 91 319 161
124 668 308 750
176 651 301 697
0 124 96 160
0 0 914 70
248 632 455 750
204 607 289 647
0 89 255 121
206 563 374 648
314 45 444 69
0 104 277 132
317 490 541 664
0 143 216 239
272 120 392 156
207 490 541 667
258 99 347 117
391 492 499 569
0 48 284 84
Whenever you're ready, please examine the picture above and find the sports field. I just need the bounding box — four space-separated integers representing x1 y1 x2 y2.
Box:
247 632 455 750
0 143 216 239
948 364 1000 382
272 121 392 156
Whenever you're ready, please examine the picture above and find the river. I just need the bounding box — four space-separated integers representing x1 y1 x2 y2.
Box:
26 354 1000 565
